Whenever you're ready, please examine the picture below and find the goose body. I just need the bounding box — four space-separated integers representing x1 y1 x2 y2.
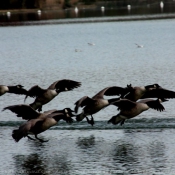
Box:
124 84 175 102
0 85 27 96
74 86 130 125
124 84 160 101
108 98 166 125
0 85 9 95
25 79 81 112
10 107 75 142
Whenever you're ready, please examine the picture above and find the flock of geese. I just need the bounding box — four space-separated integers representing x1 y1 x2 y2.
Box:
1 79 175 143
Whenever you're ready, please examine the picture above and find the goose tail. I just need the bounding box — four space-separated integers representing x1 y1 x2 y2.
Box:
12 129 24 142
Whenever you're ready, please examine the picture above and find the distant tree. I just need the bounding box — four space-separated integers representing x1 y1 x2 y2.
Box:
80 0 96 5
0 0 10 9
10 0 23 8
0 0 25 9
25 0 36 8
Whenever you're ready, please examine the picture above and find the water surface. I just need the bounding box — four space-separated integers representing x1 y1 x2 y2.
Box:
0 17 175 174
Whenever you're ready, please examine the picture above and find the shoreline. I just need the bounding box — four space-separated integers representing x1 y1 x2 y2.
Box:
1 13 175 26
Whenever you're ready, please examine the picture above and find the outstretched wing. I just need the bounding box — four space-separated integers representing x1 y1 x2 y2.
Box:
48 79 81 91
2 104 39 120
24 85 46 102
74 96 95 113
93 86 131 99
145 99 165 112
141 87 175 99
112 99 137 111
8 85 28 95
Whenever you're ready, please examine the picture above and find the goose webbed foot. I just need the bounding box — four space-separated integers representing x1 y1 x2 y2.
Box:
120 119 125 126
35 135 49 142
86 116 94 126
27 135 36 141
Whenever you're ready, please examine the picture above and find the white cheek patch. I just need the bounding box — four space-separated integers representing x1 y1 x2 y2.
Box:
65 109 68 113
159 99 162 103
65 88 68 91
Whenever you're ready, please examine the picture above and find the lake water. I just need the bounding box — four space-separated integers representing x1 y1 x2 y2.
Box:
0 13 175 174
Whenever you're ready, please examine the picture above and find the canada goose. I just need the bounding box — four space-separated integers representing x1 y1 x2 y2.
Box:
11 107 75 142
74 86 131 126
25 79 81 112
0 85 27 96
2 104 74 123
108 98 167 125
140 85 175 100
124 84 160 102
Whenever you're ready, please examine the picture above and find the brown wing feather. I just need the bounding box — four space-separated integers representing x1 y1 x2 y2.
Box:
24 85 46 101
48 79 81 91
2 104 39 120
93 86 130 99
74 96 94 113
141 88 175 99
112 99 137 111
146 100 165 112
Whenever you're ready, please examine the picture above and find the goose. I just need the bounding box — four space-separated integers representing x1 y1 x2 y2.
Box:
74 86 131 126
11 107 75 142
2 104 74 123
25 79 81 112
108 98 167 125
0 85 27 96
123 84 160 102
96 83 160 102
140 85 175 100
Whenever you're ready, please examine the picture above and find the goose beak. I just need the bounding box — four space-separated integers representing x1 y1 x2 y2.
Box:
159 98 168 103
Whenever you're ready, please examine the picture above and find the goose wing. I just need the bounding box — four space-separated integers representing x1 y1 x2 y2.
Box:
48 79 81 91
112 99 137 111
93 86 130 99
8 85 28 95
145 99 165 112
141 87 175 99
74 96 95 113
2 104 40 120
24 85 46 102
43 109 57 115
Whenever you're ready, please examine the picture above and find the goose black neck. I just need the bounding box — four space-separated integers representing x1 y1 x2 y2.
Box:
8 86 17 93
53 115 65 122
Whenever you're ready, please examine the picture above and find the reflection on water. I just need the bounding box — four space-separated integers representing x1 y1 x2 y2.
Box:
76 135 95 149
0 2 175 25
112 142 139 173
14 154 47 175
8 130 174 175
